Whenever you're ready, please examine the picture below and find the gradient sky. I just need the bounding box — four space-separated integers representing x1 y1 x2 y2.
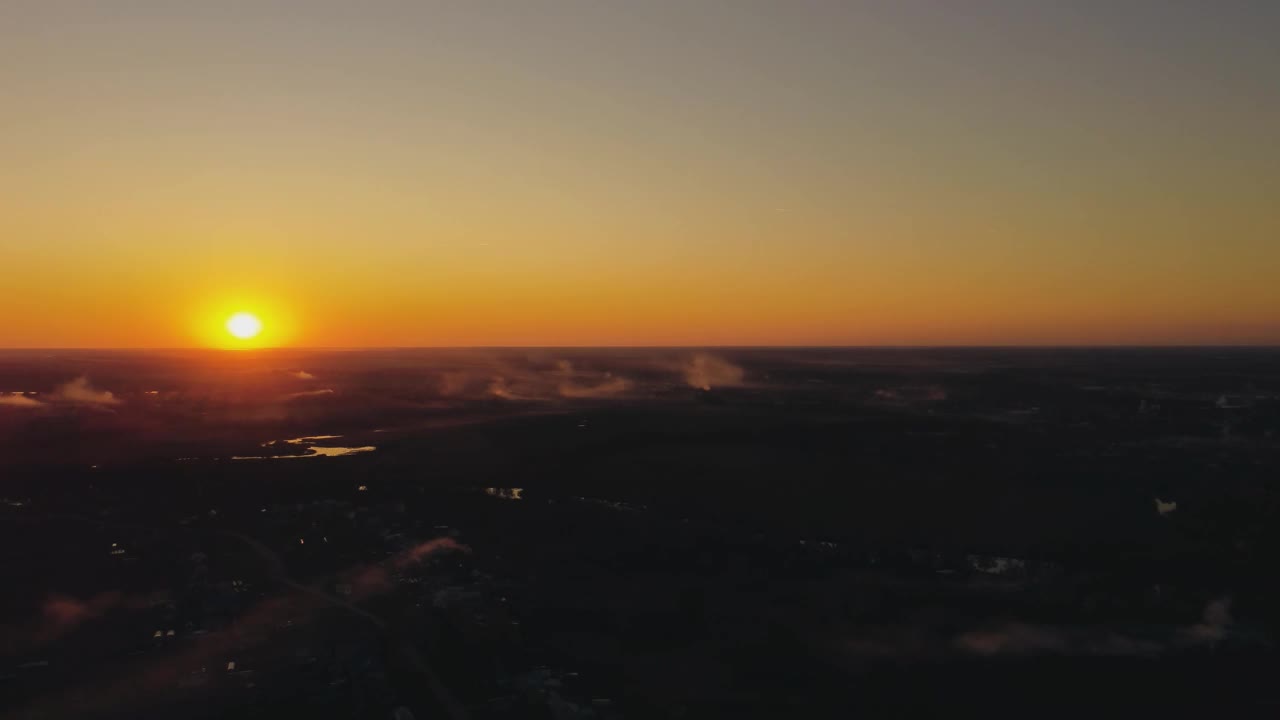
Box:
2 1 1277 347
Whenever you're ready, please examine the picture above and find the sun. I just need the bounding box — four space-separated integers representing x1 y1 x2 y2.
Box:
226 312 263 340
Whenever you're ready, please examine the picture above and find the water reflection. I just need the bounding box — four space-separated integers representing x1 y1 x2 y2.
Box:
233 435 375 460
968 554 1026 575
571 496 646 512
484 488 524 501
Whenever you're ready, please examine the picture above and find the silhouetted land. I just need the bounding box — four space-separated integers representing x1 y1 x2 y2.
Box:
2 348 1278 718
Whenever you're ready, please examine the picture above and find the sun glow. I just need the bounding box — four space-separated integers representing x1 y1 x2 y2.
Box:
226 312 263 340
194 297 294 348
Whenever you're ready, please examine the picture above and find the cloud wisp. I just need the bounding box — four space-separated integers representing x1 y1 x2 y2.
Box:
555 360 634 398
285 388 335 400
682 353 745 391
50 377 121 406
0 394 44 408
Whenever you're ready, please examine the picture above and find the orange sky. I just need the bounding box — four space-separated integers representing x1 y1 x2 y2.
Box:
2 2 1277 347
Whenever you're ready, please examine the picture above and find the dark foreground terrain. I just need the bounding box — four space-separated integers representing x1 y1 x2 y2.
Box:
2 348 1279 718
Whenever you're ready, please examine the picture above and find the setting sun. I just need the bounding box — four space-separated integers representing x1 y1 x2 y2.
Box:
194 298 294 348
226 312 263 340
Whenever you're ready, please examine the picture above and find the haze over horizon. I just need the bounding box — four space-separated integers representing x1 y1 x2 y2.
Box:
3 1 1277 348
3 342 1280 352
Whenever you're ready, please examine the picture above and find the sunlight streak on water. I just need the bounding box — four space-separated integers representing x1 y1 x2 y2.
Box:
234 435 375 460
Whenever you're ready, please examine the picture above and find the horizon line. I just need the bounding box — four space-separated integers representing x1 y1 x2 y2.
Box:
1 344 1278 352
